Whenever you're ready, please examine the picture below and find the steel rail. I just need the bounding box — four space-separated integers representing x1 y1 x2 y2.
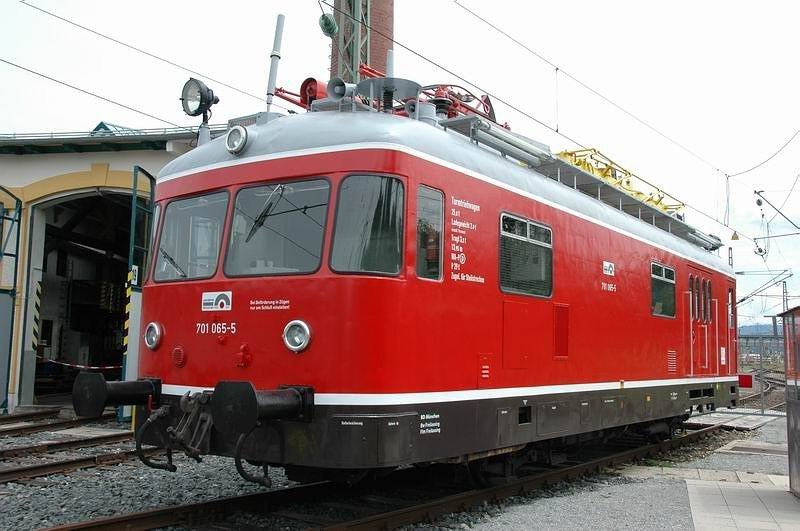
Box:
46 424 725 531
43 481 334 531
0 431 132 459
0 447 163 484
323 424 726 530
0 413 116 437
0 408 60 425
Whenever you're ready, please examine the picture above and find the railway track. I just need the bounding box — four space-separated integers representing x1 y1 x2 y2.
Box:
738 369 786 411
0 409 139 484
0 446 163 484
0 412 117 437
0 407 61 425
0 431 132 459
45 423 725 531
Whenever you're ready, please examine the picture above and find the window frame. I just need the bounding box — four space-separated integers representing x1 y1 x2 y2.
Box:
650 261 676 318
223 176 332 279
694 277 701 322
329 173 406 277
498 212 553 299
152 190 230 283
415 184 444 282
143 202 162 283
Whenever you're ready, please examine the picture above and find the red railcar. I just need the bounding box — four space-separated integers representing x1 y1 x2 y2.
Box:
74 76 738 484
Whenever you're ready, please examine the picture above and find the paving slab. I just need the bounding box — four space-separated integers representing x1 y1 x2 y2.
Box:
685 413 780 431
716 440 788 456
768 475 790 488
687 479 800 531
725 415 783 431
621 465 791 487
698 468 739 482
736 471 774 484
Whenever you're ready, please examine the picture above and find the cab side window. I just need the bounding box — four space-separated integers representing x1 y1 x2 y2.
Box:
416 186 443 280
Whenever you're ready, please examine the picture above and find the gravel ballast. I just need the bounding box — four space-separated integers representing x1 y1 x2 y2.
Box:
0 452 284 530
0 417 788 530
469 476 692 530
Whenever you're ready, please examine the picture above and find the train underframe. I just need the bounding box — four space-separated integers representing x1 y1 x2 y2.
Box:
114 378 738 484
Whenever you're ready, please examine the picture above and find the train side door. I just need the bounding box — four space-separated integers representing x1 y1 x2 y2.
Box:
725 281 736 375
687 267 713 375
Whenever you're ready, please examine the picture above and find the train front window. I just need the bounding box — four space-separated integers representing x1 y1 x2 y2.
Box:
154 192 228 281
331 174 404 275
225 179 330 276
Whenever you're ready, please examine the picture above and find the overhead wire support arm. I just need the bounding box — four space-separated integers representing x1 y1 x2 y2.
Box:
754 190 800 230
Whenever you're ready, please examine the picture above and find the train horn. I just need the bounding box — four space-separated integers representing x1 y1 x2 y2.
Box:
211 381 314 434
326 77 357 101
72 372 159 418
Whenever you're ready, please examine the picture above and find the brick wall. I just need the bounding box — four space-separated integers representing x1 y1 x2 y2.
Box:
330 0 394 81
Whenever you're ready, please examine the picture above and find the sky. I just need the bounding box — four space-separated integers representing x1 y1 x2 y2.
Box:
1 0 798 325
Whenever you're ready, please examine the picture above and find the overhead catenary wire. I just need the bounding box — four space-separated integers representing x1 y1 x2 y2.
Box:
451 0 800 243
729 128 800 178
319 0 587 151
452 0 728 176
0 57 190 131
320 0 756 243
19 0 292 113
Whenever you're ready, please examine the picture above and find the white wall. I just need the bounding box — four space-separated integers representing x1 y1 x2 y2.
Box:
0 151 178 188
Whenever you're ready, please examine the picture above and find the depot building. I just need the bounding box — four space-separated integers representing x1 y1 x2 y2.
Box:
0 123 222 411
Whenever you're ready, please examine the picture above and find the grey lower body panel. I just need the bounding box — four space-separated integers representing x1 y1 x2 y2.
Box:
141 380 737 470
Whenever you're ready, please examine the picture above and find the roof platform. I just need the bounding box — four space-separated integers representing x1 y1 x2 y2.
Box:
537 155 722 251
440 114 723 252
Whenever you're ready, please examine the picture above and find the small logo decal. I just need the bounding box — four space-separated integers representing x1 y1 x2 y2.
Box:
602 261 615 276
202 291 232 311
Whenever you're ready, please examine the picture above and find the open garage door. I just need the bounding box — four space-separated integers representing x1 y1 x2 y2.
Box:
28 192 133 404
120 167 156 418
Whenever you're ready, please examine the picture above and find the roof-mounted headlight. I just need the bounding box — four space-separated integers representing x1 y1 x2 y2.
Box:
225 125 248 155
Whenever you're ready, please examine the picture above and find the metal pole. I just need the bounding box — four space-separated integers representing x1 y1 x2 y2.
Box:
784 281 789 313
760 339 765 414
0 186 22 412
352 1 362 82
265 14 286 115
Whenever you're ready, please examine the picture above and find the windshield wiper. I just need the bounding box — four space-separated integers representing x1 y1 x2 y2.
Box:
159 247 186 278
245 184 284 243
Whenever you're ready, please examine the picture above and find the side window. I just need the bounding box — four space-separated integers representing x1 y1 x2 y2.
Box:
499 214 552 297
701 279 707 322
689 275 694 320
416 185 443 280
651 263 675 317
728 288 734 328
694 277 701 321
706 280 712 323
145 203 161 282
331 174 404 275
154 192 228 281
